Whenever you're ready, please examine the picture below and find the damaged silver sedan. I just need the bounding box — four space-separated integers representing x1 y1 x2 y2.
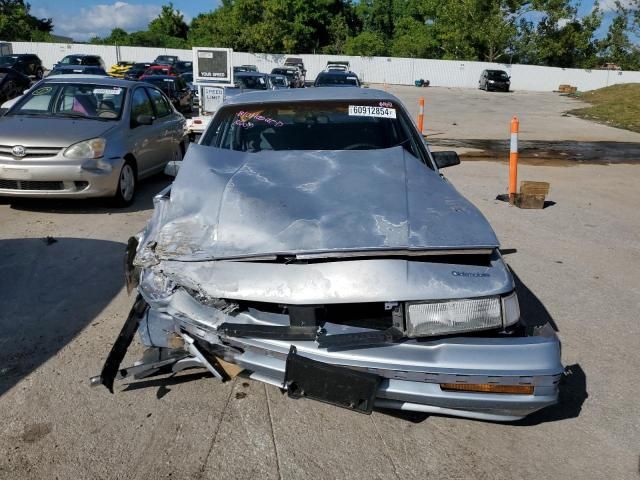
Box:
92 88 563 421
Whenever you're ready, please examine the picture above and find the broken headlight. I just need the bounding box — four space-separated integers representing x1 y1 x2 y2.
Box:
405 292 520 337
139 269 176 301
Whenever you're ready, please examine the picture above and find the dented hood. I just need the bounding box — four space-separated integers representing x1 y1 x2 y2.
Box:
153 144 499 260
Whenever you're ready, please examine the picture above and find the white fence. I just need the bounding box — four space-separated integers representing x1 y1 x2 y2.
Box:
8 41 640 92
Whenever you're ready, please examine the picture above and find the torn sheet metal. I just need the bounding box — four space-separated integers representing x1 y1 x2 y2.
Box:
145 144 499 261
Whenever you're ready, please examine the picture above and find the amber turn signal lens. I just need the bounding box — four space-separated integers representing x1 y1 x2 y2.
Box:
440 383 534 395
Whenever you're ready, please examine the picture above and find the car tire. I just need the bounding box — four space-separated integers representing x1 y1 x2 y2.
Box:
113 161 136 207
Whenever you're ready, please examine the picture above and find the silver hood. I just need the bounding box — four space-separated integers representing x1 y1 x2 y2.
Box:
0 116 114 147
152 144 499 260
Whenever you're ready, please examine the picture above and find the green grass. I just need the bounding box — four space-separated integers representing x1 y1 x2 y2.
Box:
569 83 640 133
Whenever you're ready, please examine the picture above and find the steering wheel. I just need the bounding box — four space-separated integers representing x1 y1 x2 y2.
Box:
343 143 378 150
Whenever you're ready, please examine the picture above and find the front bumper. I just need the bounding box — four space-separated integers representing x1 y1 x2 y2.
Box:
113 288 563 422
0 155 123 198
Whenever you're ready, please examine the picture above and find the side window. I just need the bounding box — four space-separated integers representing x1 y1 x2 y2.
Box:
130 88 154 127
147 88 171 117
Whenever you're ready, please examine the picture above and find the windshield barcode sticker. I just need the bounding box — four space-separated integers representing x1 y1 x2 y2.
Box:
94 88 122 95
348 105 396 119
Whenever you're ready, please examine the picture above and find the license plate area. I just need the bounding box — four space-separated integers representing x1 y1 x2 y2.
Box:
284 346 380 414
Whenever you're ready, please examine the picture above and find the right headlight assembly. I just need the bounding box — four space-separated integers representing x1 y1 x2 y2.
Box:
405 292 520 337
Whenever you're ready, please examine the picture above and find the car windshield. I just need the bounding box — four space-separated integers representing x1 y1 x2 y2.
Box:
182 73 193 82
487 71 509 80
272 68 296 78
0 56 17 65
235 75 268 90
204 100 414 153
316 74 359 86
8 83 126 120
271 76 287 86
60 56 83 65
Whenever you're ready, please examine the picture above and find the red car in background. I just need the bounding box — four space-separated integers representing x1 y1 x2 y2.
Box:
139 65 178 79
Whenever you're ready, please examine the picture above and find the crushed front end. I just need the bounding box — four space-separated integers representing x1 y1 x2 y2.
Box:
92 187 563 422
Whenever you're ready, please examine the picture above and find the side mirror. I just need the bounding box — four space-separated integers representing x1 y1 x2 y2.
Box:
164 160 181 177
432 151 460 169
136 114 154 126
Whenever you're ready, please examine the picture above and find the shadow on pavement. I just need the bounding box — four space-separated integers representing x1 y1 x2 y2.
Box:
512 270 560 332
0 237 125 397
3 174 171 215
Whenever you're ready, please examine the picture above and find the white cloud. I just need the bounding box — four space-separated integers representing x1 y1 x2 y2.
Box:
42 2 164 41
600 0 637 13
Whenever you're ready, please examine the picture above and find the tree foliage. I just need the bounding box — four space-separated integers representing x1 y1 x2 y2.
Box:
0 0 53 41
2 0 639 70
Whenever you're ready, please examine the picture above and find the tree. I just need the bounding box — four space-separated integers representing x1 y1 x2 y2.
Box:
598 1 640 70
344 31 387 56
0 0 53 41
389 17 437 58
148 2 189 39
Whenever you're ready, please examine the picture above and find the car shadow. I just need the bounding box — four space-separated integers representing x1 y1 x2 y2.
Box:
3 174 171 215
0 237 125 397
511 270 560 332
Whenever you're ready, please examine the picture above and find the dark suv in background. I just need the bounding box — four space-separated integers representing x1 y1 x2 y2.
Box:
479 69 511 92
56 54 106 71
0 54 44 79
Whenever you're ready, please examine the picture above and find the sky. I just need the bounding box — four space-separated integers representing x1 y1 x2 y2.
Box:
28 0 633 42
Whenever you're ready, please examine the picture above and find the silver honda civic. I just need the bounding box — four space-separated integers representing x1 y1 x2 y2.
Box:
93 88 563 421
0 75 187 205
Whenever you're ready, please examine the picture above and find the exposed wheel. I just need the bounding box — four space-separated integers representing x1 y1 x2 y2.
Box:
113 161 136 207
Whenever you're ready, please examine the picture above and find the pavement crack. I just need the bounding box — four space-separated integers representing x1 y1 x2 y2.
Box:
370 414 402 480
198 378 236 478
264 384 283 480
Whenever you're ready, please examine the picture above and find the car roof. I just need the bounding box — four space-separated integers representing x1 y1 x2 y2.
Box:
41 75 137 87
235 71 266 77
224 87 397 105
143 75 178 80
63 54 98 58
318 71 357 76
53 65 102 70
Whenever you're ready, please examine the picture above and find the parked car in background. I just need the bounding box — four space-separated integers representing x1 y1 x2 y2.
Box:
154 55 179 66
174 61 193 75
98 87 563 422
0 67 31 105
142 75 193 114
48 65 108 76
56 54 106 71
269 73 290 89
314 70 360 87
123 63 155 81
108 61 135 78
233 65 258 74
0 76 187 205
0 54 44 79
284 57 306 84
140 65 179 78
232 71 273 91
271 67 303 88
479 69 511 92
326 61 350 71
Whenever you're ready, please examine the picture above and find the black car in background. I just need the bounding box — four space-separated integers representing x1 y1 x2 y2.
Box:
175 61 193 74
271 67 303 88
0 54 44 79
479 69 511 92
314 70 360 87
142 75 194 114
154 55 179 66
48 65 108 76
0 66 31 104
56 54 106 71
124 63 155 80
233 71 273 90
